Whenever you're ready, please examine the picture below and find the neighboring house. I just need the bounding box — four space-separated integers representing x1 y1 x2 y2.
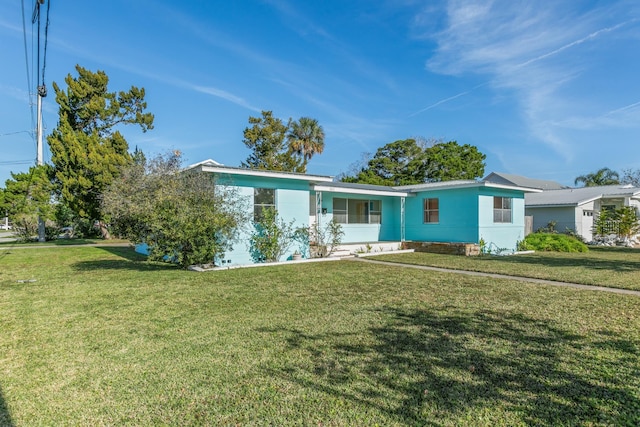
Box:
524 185 640 241
165 160 538 267
483 172 568 191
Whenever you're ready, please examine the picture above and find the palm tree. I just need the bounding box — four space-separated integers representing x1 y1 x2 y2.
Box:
287 117 325 171
574 167 620 187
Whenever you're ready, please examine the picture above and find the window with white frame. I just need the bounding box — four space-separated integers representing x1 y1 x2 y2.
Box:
493 196 512 223
254 188 275 221
423 198 439 223
332 198 381 224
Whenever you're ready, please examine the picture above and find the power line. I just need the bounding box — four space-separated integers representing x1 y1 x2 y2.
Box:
0 131 33 137
20 0 35 134
0 160 34 166
42 0 51 87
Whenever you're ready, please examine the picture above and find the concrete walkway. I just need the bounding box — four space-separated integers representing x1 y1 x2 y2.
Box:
351 257 640 297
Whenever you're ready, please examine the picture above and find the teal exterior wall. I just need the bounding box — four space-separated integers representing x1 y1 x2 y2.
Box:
404 186 526 252
477 188 526 252
404 188 480 243
215 178 311 266
317 192 402 243
135 168 529 265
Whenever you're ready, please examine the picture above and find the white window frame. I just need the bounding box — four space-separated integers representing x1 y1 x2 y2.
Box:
254 188 275 222
332 198 382 224
493 196 512 223
423 198 439 223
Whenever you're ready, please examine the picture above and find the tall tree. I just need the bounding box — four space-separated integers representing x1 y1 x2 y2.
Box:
342 139 485 185
621 168 640 187
241 111 303 172
346 139 427 185
574 167 620 187
47 65 154 236
0 165 55 240
287 117 325 171
424 141 486 182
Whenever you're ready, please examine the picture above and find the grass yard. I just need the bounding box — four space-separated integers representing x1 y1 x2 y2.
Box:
376 246 640 291
1 246 639 425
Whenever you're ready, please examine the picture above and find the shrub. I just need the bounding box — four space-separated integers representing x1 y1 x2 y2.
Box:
309 219 344 257
249 208 296 263
518 233 588 253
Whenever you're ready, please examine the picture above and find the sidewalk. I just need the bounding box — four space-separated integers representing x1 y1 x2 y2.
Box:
351 257 640 297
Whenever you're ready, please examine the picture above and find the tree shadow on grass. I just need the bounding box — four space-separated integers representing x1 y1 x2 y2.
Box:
261 307 640 425
0 384 14 427
476 250 640 273
72 246 178 272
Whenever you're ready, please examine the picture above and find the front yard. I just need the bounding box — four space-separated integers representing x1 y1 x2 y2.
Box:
376 246 640 291
1 246 639 425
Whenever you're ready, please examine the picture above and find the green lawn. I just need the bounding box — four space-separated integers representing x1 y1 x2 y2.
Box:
375 246 640 291
0 238 130 246
1 246 639 425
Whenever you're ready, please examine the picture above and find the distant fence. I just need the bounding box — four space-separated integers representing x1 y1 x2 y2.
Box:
524 216 533 236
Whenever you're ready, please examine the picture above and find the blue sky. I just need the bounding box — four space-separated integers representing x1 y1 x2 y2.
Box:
1 0 639 187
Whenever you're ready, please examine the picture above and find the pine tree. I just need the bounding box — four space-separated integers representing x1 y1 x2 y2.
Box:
47 65 153 237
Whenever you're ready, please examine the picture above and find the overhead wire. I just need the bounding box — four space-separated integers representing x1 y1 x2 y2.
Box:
20 0 35 137
42 0 51 88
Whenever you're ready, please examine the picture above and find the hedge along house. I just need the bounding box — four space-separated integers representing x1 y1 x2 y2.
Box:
176 160 540 266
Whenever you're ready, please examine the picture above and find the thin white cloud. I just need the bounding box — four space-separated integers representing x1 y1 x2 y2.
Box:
263 0 333 39
414 0 636 160
603 100 640 117
515 20 634 69
191 85 261 112
42 31 262 113
409 83 487 116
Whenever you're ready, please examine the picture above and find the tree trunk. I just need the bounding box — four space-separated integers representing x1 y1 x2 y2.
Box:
98 220 111 239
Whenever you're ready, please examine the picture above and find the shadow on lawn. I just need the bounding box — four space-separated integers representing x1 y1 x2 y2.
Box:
477 249 640 272
263 307 640 425
0 384 14 427
72 246 177 272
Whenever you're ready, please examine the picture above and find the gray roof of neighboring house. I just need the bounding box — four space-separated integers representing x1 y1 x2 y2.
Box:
525 185 640 207
394 180 477 191
483 172 567 190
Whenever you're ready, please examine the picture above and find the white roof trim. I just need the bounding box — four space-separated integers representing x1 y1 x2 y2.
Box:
482 182 543 193
399 181 542 193
314 184 410 197
198 165 334 182
186 158 223 169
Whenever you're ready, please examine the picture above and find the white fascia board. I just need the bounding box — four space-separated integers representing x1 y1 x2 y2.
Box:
400 182 541 193
577 195 604 205
313 184 410 197
199 165 334 182
525 203 579 208
482 182 543 193
186 159 223 169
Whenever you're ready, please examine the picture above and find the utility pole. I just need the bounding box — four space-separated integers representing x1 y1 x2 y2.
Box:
33 0 48 242
36 83 46 242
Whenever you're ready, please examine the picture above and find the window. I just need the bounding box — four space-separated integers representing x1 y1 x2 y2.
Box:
493 197 512 223
333 198 347 223
254 188 275 221
583 210 593 217
423 198 439 223
348 199 368 224
332 198 381 224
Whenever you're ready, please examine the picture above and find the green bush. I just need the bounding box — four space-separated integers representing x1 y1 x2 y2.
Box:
518 233 588 253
